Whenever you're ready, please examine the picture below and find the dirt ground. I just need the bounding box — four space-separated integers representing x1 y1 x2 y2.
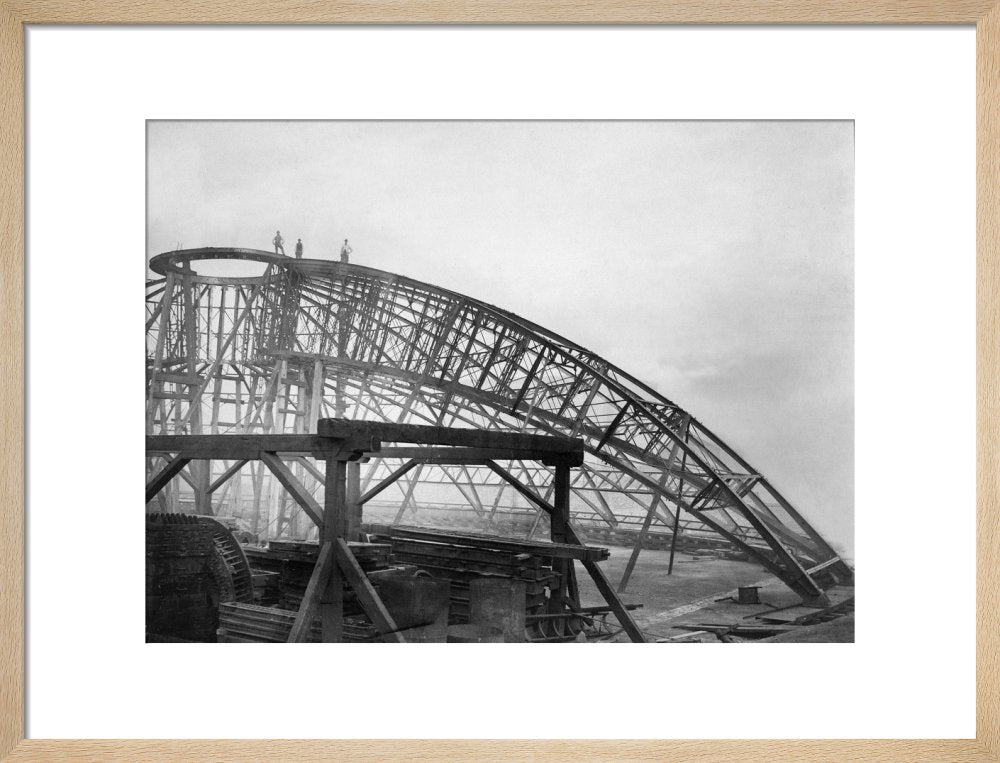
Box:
573 544 852 642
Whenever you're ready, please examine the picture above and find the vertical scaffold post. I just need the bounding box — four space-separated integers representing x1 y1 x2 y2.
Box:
321 457 348 642
549 462 571 613
346 460 362 542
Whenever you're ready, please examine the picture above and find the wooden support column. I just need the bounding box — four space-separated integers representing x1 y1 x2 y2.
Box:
267 476 282 538
184 278 211 516
232 462 244 523
250 462 265 536
549 463 571 614
192 461 212 516
308 359 324 434
345 461 362 541
321 457 347 642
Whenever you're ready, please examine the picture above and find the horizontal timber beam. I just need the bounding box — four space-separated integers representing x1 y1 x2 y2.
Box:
319 418 583 456
370 446 582 467
146 434 379 460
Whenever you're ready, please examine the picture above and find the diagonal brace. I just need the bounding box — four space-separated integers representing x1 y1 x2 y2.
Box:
287 541 334 643
358 459 419 505
260 451 324 526
207 459 249 495
334 539 405 643
146 455 191 503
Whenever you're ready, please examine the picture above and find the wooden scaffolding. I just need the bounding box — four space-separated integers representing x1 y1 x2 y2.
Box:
146 418 645 643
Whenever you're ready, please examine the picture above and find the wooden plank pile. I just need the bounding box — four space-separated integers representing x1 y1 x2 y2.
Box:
365 524 609 626
217 602 379 643
267 539 392 568
250 570 280 607
244 540 392 613
225 539 401 642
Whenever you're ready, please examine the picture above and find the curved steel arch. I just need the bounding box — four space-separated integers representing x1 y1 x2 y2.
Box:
146 248 852 598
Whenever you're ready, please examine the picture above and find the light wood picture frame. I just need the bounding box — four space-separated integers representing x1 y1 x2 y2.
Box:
1 3 995 760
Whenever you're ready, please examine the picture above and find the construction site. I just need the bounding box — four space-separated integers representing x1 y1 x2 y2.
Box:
145 246 854 644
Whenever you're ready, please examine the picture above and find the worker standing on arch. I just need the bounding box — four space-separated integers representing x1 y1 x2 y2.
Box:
295 238 303 258
273 230 285 255
340 238 352 263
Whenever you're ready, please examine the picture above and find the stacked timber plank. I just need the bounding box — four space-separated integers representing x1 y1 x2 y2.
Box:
267 539 391 568
251 570 280 607
365 524 609 627
217 602 378 643
146 514 219 642
244 540 391 613
365 524 608 562
224 540 398 643
390 538 552 623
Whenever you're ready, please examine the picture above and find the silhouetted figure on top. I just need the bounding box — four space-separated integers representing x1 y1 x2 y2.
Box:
273 231 285 255
340 239 352 263
295 238 303 258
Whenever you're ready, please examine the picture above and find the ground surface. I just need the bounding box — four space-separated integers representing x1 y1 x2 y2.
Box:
574 544 852 643
758 613 855 643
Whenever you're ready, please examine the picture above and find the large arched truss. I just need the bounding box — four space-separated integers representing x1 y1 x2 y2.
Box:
146 248 852 599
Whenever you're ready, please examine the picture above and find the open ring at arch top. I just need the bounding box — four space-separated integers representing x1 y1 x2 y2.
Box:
148 247 291 286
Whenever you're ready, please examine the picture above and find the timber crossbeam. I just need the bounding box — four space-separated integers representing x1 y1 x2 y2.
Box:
146 434 379 460
319 417 584 459
366 446 583 467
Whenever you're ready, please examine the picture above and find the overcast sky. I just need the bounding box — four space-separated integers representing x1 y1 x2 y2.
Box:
147 120 854 558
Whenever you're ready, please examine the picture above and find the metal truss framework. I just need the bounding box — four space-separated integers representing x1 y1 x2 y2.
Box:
146 248 853 599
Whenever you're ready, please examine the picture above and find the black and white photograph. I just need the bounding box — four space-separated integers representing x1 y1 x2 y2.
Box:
144 120 854 644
